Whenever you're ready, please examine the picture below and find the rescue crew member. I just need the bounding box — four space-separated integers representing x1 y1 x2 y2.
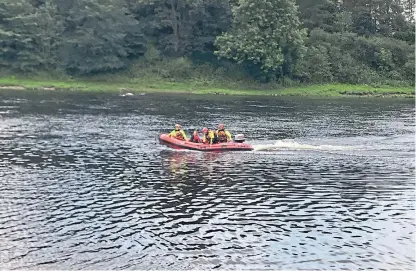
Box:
216 123 232 143
190 129 202 143
169 123 187 141
202 127 216 144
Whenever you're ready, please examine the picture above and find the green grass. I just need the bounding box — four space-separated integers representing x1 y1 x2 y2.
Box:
0 76 414 97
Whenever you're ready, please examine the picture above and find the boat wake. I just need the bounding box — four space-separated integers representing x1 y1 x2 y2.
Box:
253 139 354 152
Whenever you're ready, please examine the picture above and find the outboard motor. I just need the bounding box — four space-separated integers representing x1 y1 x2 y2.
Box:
234 134 246 143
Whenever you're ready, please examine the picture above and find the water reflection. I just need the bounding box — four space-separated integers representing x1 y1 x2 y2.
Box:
163 151 196 178
0 92 414 270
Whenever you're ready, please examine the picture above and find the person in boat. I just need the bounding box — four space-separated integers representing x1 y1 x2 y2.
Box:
202 127 217 145
216 123 232 143
169 124 188 141
190 129 202 143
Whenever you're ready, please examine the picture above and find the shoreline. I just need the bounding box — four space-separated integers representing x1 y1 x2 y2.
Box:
0 77 414 98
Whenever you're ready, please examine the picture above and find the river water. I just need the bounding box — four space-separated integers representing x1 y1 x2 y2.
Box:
0 91 414 270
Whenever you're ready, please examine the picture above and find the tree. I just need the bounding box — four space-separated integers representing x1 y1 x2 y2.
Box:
294 45 333 83
340 0 413 39
59 0 145 74
134 0 194 57
0 0 62 72
134 0 232 59
0 0 413 85
188 0 232 60
215 0 306 79
296 0 338 32
402 0 415 22
334 11 353 33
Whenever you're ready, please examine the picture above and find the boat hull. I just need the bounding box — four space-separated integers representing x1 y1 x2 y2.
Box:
159 134 253 151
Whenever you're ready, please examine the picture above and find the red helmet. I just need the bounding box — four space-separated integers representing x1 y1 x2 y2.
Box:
218 123 225 130
202 127 208 133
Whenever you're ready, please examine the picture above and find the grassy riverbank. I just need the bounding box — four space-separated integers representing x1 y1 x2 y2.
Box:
0 76 414 97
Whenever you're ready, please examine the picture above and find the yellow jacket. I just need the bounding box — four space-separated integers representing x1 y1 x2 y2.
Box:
169 129 187 140
203 130 215 144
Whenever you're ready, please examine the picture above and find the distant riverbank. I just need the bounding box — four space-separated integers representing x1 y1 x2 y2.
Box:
0 77 414 98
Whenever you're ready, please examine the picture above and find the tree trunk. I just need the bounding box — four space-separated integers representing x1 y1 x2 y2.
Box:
170 0 179 55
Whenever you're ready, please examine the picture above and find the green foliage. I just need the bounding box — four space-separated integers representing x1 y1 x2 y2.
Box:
304 27 414 84
135 0 232 59
0 0 413 86
294 45 333 83
60 0 145 74
334 11 354 33
296 0 338 32
215 0 306 78
340 0 414 39
143 44 162 64
127 57 248 87
0 76 413 97
0 0 62 72
140 0 194 56
404 52 415 79
188 0 232 57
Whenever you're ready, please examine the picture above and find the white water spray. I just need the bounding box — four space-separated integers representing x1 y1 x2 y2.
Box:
253 139 354 152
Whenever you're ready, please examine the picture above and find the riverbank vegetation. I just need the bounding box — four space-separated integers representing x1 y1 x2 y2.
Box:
0 0 414 95
0 76 414 97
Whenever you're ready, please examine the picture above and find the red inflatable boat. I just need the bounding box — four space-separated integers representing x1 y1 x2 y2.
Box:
159 134 253 151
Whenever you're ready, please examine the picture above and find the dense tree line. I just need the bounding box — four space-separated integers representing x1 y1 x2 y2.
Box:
0 0 414 84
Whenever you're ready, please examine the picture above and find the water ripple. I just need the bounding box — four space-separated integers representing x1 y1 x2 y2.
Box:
0 92 414 270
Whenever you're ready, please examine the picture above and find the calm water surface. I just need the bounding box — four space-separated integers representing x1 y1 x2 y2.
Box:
0 91 414 270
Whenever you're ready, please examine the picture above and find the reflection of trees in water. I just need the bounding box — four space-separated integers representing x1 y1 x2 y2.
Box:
158 151 242 220
161 151 230 181
167 151 193 178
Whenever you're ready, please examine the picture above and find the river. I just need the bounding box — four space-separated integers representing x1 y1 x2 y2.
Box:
0 91 414 270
